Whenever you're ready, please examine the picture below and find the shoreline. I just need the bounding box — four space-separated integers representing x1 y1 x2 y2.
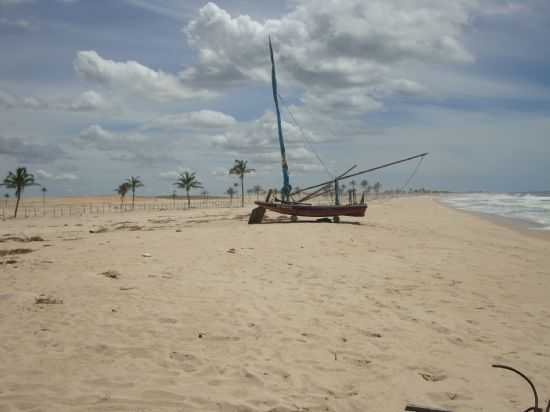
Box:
437 198 550 242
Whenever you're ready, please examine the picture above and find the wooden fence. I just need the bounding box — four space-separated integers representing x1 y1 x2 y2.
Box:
0 198 242 220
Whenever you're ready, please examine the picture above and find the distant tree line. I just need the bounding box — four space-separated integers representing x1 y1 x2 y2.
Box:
1 162 446 218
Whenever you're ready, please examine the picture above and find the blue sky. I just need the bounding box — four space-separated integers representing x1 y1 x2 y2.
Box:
1 0 549 196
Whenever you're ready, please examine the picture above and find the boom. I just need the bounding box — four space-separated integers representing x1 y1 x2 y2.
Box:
293 152 429 196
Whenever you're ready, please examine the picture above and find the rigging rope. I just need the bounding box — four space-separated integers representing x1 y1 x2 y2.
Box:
399 155 425 192
276 93 334 179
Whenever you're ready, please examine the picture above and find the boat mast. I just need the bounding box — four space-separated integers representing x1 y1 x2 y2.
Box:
269 37 291 201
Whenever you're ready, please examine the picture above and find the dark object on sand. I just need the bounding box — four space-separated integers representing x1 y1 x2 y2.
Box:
100 270 121 279
248 38 427 224
405 406 451 412
493 364 550 412
35 295 63 304
0 248 33 257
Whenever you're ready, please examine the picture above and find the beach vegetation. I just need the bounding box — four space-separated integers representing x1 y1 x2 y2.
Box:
229 160 255 207
126 176 144 209
174 171 203 208
116 182 130 208
1 167 38 218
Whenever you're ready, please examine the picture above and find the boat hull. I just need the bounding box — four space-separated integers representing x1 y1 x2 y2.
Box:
254 201 367 218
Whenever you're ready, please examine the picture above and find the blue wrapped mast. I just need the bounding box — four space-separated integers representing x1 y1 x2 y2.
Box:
269 37 292 201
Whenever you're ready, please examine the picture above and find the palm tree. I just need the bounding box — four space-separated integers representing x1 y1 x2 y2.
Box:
174 171 203 208
126 176 144 209
229 160 255 207
226 187 236 205
115 183 129 208
373 181 382 194
41 186 47 208
1 167 38 218
252 184 263 200
360 179 368 192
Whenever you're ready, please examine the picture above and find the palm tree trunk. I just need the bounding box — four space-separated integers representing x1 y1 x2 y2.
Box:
187 190 190 208
240 177 244 207
132 189 135 209
14 192 21 218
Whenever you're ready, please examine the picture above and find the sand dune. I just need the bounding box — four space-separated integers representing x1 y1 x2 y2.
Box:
0 197 548 411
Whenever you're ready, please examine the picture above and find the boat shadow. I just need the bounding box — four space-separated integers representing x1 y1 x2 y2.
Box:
261 219 361 225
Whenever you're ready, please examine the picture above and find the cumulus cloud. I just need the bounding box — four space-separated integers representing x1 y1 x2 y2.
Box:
76 124 178 166
35 169 78 181
69 90 108 111
142 110 236 131
211 111 325 174
159 167 192 180
74 50 212 102
181 0 476 99
0 89 108 112
78 124 146 150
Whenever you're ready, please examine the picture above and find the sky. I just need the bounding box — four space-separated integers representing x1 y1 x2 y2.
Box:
1 0 549 196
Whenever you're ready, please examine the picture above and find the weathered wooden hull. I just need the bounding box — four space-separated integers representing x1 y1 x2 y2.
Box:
254 201 367 218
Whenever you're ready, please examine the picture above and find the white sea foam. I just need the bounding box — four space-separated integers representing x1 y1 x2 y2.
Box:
442 193 550 230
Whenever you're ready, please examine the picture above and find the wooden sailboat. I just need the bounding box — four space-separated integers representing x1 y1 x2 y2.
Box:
249 38 427 224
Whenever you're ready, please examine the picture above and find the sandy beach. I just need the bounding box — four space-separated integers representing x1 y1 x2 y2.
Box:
0 196 549 412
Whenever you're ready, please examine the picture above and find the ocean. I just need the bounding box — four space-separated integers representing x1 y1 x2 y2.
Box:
442 192 550 230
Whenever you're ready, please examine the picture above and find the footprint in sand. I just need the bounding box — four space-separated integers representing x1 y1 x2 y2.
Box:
419 371 447 382
169 352 202 372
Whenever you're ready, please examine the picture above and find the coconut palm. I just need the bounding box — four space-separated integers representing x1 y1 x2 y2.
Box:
116 183 129 208
1 167 38 218
360 179 368 192
126 176 144 209
229 160 255 207
174 171 202 208
373 181 382 194
41 186 47 208
226 187 236 205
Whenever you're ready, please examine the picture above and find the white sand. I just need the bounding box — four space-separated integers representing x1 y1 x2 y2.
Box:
0 197 549 411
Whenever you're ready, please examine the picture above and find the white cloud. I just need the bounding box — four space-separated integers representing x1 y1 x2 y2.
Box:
0 89 108 112
182 1 476 95
75 124 179 166
210 111 325 174
74 50 213 102
35 169 78 181
78 124 146 150
142 110 236 131
70 90 108 112
159 167 192 180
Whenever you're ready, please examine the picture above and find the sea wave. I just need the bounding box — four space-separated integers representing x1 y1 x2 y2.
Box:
442 193 550 230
